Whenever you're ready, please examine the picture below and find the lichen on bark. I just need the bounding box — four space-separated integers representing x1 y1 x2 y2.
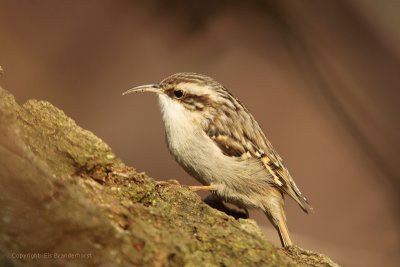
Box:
0 87 339 267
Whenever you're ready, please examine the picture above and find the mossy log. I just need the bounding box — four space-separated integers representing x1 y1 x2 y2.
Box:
0 86 339 267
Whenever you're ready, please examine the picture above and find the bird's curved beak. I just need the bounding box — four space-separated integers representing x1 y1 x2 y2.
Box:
122 84 161 95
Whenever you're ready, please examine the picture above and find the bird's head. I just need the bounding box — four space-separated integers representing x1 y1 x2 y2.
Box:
123 73 236 115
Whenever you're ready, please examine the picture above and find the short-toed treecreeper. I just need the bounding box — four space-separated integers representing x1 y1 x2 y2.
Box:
123 72 313 247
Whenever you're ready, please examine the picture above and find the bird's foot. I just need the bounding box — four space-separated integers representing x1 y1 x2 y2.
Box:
155 180 217 192
188 185 217 192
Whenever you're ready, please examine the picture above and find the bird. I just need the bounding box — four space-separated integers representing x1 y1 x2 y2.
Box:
123 72 312 247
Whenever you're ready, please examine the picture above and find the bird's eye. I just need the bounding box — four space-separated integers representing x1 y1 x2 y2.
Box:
173 89 185 99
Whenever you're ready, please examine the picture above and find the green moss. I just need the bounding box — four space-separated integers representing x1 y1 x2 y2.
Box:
16 100 116 176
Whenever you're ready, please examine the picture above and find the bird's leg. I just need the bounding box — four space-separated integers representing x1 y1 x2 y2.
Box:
188 185 217 192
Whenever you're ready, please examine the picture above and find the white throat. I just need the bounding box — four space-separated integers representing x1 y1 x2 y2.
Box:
158 94 190 128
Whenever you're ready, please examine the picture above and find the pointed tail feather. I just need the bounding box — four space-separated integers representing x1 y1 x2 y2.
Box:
277 219 293 247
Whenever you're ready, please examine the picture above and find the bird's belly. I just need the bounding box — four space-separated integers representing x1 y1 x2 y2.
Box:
164 123 271 210
165 124 267 190
166 126 224 185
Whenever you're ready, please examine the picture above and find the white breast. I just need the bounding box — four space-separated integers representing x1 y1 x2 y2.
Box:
158 94 216 184
157 94 267 191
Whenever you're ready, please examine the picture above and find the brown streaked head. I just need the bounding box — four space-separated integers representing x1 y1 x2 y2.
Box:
123 72 235 112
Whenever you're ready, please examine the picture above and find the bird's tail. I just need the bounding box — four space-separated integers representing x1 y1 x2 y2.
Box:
263 187 293 247
264 209 293 248
276 218 292 247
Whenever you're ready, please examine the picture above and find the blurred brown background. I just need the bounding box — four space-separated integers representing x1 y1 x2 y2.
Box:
0 1 399 266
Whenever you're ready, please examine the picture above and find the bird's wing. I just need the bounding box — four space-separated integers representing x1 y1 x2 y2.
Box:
203 101 312 213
